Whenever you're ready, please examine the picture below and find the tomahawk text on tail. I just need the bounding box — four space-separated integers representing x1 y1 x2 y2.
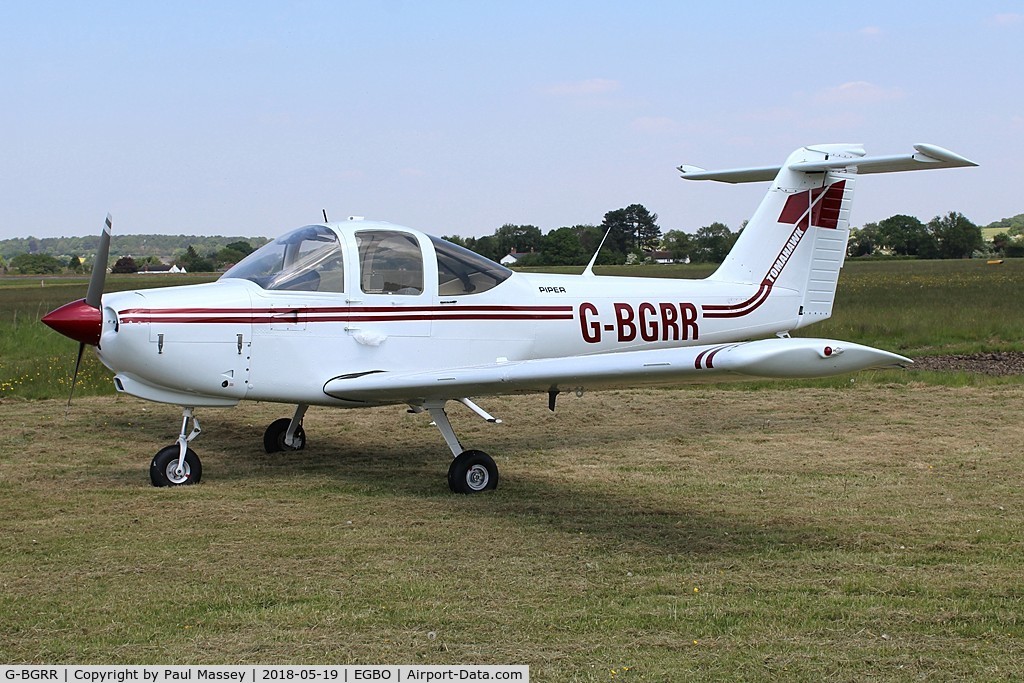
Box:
682 143 977 328
42 143 976 493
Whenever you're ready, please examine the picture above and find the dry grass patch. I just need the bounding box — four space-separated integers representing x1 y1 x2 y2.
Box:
1 385 1023 680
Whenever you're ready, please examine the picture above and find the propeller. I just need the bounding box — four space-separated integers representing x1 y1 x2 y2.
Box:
86 213 112 308
67 341 87 414
42 214 112 411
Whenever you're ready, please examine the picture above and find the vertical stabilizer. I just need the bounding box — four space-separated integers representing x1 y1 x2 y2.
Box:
679 143 976 327
707 145 859 325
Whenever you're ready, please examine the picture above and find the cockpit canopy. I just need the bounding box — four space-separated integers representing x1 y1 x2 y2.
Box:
221 225 345 292
221 224 512 296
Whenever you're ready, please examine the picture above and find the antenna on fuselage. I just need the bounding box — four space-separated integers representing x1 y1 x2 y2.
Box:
322 209 329 223
582 226 613 277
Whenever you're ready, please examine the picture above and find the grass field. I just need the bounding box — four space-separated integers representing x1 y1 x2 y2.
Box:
1 259 1023 678
1 387 1022 679
0 274 215 399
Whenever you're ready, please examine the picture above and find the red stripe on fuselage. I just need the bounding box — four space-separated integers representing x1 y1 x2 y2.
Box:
701 282 772 319
118 305 576 326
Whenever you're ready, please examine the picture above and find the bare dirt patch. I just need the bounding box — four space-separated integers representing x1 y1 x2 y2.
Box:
909 351 1024 376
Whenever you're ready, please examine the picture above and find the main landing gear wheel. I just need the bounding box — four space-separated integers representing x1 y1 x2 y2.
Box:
448 450 499 494
263 418 306 453
150 445 202 487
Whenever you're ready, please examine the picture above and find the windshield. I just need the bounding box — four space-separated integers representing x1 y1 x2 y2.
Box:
220 225 345 292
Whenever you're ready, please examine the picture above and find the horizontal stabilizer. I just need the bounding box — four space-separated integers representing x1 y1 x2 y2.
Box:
322 338 911 403
677 164 780 184
679 143 977 184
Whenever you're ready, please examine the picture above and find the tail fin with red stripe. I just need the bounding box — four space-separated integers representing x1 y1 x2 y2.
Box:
679 143 976 327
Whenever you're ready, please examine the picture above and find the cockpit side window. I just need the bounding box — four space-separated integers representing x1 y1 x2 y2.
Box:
430 235 512 296
220 225 345 293
357 230 424 295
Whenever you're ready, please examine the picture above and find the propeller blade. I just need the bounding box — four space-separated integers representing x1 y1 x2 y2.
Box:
85 214 112 309
65 341 86 415
59 214 111 415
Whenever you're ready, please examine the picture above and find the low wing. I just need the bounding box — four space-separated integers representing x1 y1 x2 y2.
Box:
323 337 910 403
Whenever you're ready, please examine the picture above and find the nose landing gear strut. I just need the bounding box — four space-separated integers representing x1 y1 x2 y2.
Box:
150 407 203 486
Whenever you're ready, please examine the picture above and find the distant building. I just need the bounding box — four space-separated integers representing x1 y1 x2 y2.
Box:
500 249 523 266
138 264 187 274
646 250 689 264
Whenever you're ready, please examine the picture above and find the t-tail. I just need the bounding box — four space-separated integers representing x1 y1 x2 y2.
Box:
679 143 976 328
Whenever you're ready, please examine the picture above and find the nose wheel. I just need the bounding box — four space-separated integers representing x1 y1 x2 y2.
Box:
150 407 203 486
150 445 202 486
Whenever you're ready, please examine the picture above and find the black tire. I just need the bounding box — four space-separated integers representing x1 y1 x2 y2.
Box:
263 418 306 453
150 445 202 487
447 449 499 494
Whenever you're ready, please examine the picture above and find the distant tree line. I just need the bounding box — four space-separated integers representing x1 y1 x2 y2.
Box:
2 209 1021 275
849 212 1024 259
847 212 980 259
444 204 745 267
0 233 269 261
448 205 1016 267
0 235 266 275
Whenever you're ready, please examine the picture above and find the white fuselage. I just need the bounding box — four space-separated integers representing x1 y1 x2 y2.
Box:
95 221 802 408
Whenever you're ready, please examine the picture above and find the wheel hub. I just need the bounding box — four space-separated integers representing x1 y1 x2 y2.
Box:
466 464 489 490
165 460 191 484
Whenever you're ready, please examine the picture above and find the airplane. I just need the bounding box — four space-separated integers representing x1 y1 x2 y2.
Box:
42 143 976 493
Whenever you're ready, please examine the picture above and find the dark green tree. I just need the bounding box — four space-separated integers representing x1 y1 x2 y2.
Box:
661 230 693 262
876 214 935 257
225 240 254 256
111 255 138 274
691 222 734 263
215 247 248 269
493 224 543 258
176 245 214 273
467 235 501 262
847 223 878 257
10 253 62 274
1005 238 1024 258
601 204 661 254
930 211 982 259
541 227 586 265
441 235 469 248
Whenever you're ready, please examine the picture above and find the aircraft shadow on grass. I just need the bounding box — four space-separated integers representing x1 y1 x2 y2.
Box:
132 407 828 559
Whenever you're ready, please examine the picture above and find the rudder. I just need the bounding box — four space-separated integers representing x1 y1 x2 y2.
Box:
679 142 976 327
704 145 861 324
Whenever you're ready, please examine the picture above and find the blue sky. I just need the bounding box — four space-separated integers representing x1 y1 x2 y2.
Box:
2 1 1021 240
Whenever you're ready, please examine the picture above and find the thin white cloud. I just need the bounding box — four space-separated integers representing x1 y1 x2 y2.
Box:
814 81 904 105
544 78 621 96
859 26 883 38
